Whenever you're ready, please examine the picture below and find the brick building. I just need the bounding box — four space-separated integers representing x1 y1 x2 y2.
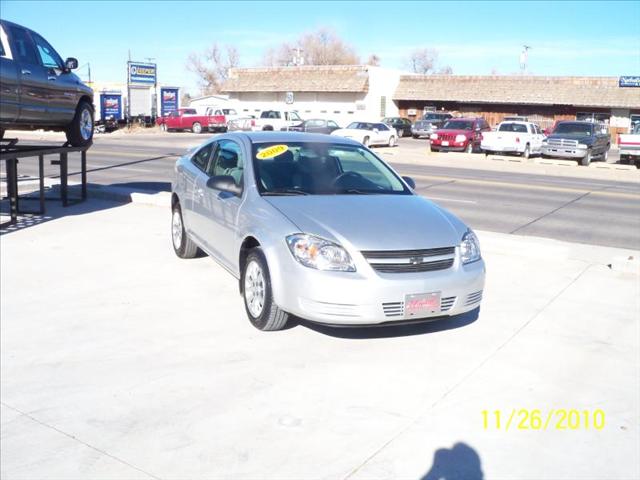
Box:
393 75 640 140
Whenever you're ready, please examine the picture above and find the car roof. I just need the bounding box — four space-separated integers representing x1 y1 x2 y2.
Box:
225 131 363 146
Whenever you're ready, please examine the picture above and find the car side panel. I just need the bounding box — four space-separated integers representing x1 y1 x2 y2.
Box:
0 56 19 123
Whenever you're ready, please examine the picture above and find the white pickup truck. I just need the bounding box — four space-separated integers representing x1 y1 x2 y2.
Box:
251 110 303 131
481 121 545 158
618 123 640 166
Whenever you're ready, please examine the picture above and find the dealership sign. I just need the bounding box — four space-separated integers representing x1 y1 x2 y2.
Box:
100 93 122 120
128 62 157 85
160 87 179 116
619 76 640 87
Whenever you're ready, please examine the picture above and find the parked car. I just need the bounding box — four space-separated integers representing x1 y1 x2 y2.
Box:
412 112 454 138
281 119 341 134
252 109 304 131
227 116 256 132
331 121 397 147
157 108 226 133
618 122 640 166
381 117 412 138
541 121 610 166
481 121 545 158
0 20 94 146
203 106 240 123
503 116 529 122
430 117 491 153
171 132 485 330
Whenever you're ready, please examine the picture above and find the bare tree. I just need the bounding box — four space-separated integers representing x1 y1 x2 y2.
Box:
187 43 239 94
366 54 381 66
437 65 453 75
262 27 359 66
406 48 452 75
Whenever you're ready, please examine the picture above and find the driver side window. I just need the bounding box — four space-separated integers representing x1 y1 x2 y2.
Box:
207 139 244 187
31 32 63 69
191 143 214 172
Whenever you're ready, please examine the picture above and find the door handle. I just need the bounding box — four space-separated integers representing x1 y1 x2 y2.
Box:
21 69 31 75
47 76 57 81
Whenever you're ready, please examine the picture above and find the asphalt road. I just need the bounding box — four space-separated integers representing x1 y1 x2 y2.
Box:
4 132 640 249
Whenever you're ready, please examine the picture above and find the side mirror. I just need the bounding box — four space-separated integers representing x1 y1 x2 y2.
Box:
64 57 78 70
206 175 242 196
402 176 416 189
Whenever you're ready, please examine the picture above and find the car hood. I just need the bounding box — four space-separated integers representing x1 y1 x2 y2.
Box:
547 133 592 141
264 195 467 251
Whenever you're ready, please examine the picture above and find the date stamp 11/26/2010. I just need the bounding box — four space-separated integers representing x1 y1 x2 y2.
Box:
482 409 605 431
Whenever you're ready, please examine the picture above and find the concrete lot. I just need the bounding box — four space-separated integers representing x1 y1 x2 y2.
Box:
1 200 639 479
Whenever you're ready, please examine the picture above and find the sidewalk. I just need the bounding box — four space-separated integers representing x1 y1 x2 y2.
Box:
1 201 639 479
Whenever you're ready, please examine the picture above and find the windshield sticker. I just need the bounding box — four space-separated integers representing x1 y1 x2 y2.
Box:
257 144 289 159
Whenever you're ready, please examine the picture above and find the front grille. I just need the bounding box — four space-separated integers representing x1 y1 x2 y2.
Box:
362 247 456 274
382 296 457 318
438 133 457 142
465 290 483 306
547 138 578 148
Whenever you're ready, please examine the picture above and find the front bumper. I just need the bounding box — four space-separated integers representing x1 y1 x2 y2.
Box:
412 128 435 137
541 145 587 159
270 249 486 325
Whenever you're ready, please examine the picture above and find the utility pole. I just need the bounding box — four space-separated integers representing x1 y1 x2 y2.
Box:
520 45 532 74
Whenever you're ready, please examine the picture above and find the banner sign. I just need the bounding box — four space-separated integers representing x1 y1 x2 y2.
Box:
128 62 157 85
100 93 122 120
619 76 640 87
160 87 179 116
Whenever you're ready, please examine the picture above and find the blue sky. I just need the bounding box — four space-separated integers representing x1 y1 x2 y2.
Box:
2 0 639 94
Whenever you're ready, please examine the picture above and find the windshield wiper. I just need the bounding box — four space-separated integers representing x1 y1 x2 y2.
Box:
262 188 310 196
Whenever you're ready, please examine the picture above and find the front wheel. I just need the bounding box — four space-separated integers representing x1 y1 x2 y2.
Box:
388 136 396 147
191 122 202 134
363 136 370 147
65 101 94 146
581 149 592 166
171 203 200 258
160 123 167 132
243 248 289 331
465 142 473 154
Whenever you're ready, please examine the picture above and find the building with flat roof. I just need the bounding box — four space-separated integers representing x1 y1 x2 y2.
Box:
393 75 640 137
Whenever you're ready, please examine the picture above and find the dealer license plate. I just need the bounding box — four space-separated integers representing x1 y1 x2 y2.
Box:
442 141 449 146
404 292 441 318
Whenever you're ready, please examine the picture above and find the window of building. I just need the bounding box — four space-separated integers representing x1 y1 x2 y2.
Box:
577 112 610 124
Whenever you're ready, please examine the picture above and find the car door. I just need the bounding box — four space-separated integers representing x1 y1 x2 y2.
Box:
182 141 216 242
195 139 245 270
30 30 77 124
0 24 20 123
6 24 48 124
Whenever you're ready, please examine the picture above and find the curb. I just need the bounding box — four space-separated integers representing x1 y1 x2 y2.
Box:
588 162 638 171
533 158 577 167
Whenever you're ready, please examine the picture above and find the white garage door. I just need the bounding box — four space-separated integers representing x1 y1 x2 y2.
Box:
129 87 151 116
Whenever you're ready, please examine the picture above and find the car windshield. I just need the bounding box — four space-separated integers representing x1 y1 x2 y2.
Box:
442 120 474 130
252 142 410 195
554 123 593 135
499 123 528 133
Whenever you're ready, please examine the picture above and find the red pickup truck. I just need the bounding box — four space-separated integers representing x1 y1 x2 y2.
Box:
156 108 226 133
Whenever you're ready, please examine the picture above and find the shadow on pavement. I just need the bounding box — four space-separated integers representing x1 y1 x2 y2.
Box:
296 308 480 339
421 442 484 480
0 180 169 235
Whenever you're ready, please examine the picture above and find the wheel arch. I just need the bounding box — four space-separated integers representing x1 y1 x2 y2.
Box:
238 235 261 293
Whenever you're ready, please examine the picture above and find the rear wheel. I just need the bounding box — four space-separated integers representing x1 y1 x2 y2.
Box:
160 123 167 132
465 143 473 154
171 203 200 258
620 154 629 164
523 144 531 159
65 101 94 147
363 136 370 147
243 248 289 331
412 134 419 139
191 122 202 134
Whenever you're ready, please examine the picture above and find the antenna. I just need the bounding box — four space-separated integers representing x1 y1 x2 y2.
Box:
520 45 532 73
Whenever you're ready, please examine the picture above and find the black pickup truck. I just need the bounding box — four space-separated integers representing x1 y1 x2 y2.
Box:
0 20 94 146
541 121 610 166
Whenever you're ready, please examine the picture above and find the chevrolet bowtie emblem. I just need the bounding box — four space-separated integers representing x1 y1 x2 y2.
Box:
409 257 423 265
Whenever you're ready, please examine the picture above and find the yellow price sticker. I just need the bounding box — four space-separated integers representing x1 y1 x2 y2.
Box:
257 144 289 160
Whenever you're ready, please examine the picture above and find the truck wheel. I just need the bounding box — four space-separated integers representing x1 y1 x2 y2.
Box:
160 123 167 132
523 144 530 159
581 149 592 166
262 125 274 131
465 143 473 154
65 101 94 147
243 248 289 331
602 149 609 162
191 122 202 134
620 154 628 164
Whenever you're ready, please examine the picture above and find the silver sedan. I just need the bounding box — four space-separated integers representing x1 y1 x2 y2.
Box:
171 132 485 331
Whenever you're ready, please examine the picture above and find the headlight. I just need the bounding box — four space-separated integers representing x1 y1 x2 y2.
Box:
577 143 588 149
286 234 356 272
460 230 481 264
455 134 467 143
430 133 438 140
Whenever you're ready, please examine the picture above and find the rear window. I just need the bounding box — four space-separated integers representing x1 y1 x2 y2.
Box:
183 109 197 115
261 111 281 119
498 123 528 133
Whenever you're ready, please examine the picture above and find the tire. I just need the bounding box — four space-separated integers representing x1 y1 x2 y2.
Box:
388 136 396 147
620 154 629 164
602 149 609 162
581 149 592 166
363 136 370 147
242 248 289 331
465 142 473 154
191 122 202 134
523 144 530 159
171 202 200 259
160 123 167 132
262 125 274 131
65 101 94 147
412 134 419 139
